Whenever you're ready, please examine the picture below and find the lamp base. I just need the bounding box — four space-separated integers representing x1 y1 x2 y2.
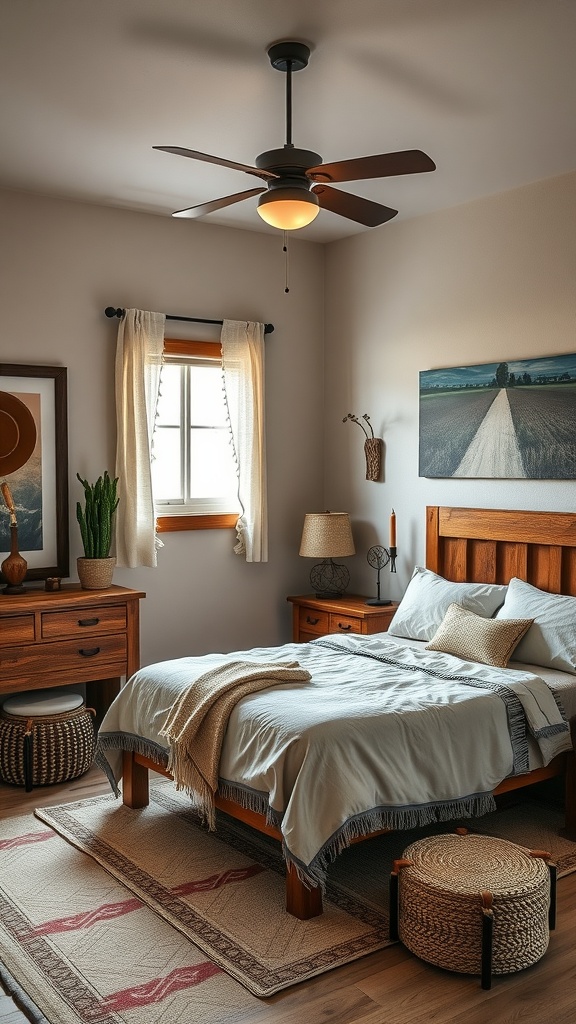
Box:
309 560 350 600
365 598 392 606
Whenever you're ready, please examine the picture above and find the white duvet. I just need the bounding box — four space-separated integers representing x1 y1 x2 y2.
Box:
96 633 572 885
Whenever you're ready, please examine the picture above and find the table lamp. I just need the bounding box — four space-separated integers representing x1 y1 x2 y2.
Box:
299 512 355 598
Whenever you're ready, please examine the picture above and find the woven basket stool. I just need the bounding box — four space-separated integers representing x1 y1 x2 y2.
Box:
0 689 95 793
389 829 556 990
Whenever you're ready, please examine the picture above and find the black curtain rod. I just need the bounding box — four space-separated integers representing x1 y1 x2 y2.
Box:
104 307 274 335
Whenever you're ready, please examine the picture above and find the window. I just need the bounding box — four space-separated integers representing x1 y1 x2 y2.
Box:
152 340 239 532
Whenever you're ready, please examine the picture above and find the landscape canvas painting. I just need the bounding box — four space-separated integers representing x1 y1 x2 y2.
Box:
419 353 576 479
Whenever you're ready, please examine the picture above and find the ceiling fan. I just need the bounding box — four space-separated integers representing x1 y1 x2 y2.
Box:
154 40 436 231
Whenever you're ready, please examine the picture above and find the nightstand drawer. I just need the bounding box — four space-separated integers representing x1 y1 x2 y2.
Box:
0 615 35 645
41 605 127 639
288 595 398 644
329 613 362 635
298 606 330 636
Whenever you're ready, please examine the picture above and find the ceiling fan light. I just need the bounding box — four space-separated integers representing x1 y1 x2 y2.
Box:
257 188 320 230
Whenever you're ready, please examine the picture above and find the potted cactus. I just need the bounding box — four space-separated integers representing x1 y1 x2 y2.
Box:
76 471 119 589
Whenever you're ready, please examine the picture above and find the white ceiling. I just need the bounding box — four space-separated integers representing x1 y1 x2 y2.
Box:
2 0 575 243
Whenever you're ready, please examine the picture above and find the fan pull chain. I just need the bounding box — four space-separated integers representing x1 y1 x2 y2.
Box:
283 231 290 293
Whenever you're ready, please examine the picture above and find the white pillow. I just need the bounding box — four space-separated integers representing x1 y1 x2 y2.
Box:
495 577 576 674
388 567 508 642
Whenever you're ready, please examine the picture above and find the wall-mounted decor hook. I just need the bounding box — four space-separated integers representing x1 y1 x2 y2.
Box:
343 413 382 481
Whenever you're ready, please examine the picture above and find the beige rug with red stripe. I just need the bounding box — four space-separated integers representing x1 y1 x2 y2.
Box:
1 779 576 1023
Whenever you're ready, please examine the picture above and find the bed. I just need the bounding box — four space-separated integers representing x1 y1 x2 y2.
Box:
96 506 576 919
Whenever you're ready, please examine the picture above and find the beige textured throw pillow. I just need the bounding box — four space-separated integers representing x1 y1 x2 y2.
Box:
425 603 534 668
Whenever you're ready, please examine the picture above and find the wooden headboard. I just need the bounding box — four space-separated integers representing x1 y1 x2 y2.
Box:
426 507 576 596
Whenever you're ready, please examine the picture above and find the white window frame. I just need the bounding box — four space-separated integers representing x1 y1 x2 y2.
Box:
154 340 239 533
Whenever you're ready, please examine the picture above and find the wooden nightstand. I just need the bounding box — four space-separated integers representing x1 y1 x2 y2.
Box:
287 594 399 643
0 584 145 728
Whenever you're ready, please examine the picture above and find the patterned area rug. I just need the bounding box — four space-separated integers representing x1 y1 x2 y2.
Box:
1 780 576 1023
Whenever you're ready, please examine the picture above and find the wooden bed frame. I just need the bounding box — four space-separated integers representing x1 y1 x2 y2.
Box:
122 506 576 919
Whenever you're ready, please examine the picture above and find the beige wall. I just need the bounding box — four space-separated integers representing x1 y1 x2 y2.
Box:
0 189 325 665
324 171 576 601
2 171 575 654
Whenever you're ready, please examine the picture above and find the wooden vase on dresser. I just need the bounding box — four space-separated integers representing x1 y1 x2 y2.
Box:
287 593 399 643
0 584 145 729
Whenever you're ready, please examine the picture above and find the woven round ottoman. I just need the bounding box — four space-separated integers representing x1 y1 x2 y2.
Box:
0 689 95 793
389 829 556 989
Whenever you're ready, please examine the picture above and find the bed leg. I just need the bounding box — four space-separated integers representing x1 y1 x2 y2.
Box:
122 751 150 808
285 863 323 919
564 718 576 839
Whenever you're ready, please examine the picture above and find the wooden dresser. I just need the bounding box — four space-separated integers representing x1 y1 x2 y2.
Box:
0 584 145 727
287 593 399 643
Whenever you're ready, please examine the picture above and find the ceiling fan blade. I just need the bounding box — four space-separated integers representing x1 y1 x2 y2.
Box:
172 188 266 219
312 185 397 227
153 147 277 181
308 150 435 183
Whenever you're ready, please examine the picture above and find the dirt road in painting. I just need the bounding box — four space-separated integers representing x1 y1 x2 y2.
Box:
455 389 525 477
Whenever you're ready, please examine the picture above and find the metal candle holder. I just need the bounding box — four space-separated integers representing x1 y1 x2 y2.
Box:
390 545 397 574
366 544 397 606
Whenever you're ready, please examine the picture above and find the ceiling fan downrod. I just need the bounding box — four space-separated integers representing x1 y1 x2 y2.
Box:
267 41 310 151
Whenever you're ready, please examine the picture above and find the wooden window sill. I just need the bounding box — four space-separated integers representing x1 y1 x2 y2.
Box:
156 514 238 533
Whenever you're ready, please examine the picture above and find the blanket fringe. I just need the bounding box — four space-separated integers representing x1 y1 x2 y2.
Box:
299 794 498 888
218 779 282 829
168 755 216 830
93 749 119 795
533 721 570 738
217 780 497 888
95 733 169 797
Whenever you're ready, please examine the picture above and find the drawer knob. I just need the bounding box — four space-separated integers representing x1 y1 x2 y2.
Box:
338 622 352 631
78 617 99 627
79 646 101 657
306 615 320 625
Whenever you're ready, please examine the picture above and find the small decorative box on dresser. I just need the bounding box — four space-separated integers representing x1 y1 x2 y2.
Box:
0 584 145 728
287 594 399 643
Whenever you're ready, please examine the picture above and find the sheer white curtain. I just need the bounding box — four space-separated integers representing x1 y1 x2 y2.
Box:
114 308 166 567
221 319 268 562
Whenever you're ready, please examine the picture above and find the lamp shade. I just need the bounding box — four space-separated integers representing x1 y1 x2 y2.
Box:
299 513 355 558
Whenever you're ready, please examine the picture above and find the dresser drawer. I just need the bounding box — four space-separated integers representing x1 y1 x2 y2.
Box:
298 632 320 644
0 614 35 645
41 604 127 639
298 606 330 636
329 613 362 635
0 633 128 684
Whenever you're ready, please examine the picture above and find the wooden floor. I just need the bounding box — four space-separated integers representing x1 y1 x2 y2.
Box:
1 767 576 1024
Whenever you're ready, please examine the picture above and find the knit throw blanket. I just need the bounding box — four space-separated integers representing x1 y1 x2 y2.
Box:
159 660 311 827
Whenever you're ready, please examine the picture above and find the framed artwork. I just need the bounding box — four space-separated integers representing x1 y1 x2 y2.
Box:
0 364 69 581
419 353 576 479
